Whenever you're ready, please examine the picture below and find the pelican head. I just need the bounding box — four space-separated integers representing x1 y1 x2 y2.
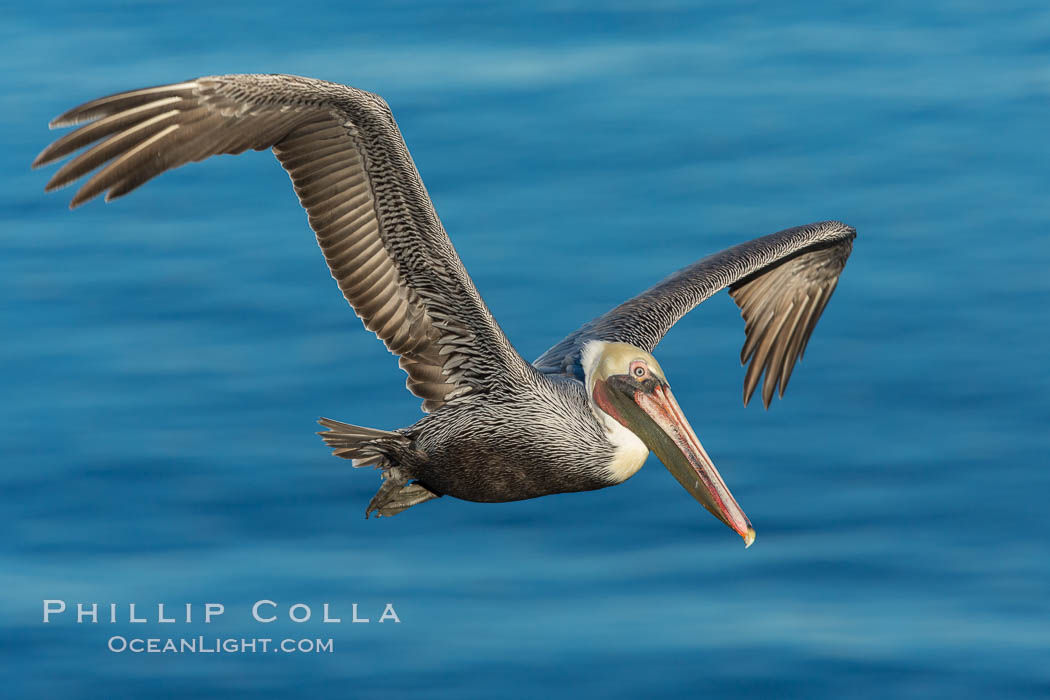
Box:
582 341 755 547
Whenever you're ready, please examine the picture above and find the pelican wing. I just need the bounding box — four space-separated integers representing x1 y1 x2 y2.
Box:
534 221 856 408
34 74 531 412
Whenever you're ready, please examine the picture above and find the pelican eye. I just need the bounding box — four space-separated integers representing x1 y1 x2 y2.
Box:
631 363 647 378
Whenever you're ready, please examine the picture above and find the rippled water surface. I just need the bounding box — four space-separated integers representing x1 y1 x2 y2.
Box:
3 1 1049 698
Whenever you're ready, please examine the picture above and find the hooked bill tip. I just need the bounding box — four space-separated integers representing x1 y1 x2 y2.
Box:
743 527 756 549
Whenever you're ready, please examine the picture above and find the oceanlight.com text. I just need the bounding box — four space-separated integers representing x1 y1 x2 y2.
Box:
107 636 334 654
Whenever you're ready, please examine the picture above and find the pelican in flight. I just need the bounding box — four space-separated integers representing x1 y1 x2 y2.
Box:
34 74 856 546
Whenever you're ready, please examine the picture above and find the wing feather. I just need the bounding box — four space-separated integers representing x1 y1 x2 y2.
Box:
728 240 848 406
35 74 529 412
535 221 855 407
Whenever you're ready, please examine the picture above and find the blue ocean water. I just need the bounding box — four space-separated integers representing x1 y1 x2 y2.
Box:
3 1 1048 697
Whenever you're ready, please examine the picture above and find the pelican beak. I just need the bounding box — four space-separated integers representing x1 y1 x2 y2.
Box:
605 376 755 547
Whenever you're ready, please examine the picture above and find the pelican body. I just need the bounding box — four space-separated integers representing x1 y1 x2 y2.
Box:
34 74 856 547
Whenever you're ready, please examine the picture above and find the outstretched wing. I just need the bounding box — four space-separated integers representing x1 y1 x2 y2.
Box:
534 221 856 408
34 73 531 412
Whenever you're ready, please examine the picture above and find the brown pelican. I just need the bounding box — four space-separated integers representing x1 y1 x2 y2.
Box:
33 74 856 547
